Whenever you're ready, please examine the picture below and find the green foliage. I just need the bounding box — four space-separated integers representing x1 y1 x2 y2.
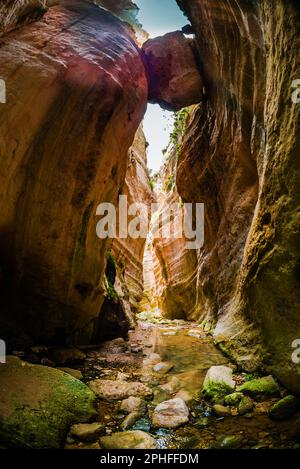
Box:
163 175 175 193
169 108 189 157
105 250 119 302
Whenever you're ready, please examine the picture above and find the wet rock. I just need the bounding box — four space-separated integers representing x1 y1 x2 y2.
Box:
143 31 203 111
121 412 141 431
224 392 244 406
132 417 152 432
59 368 83 380
193 416 210 429
269 395 300 421
237 376 280 398
202 366 235 402
88 379 153 400
220 436 243 449
238 396 254 416
174 389 193 403
161 376 181 394
152 361 174 374
100 431 157 449
69 423 104 442
0 356 96 448
152 398 189 429
50 348 86 366
120 396 146 415
212 404 231 418
153 387 172 405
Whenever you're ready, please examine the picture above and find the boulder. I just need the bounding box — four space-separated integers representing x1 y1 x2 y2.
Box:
121 412 141 431
269 395 300 421
88 379 153 400
152 398 189 429
120 396 146 415
69 423 104 442
224 392 244 406
220 435 243 449
143 31 203 111
152 362 174 374
0 356 96 448
202 366 235 402
212 404 231 417
238 396 254 416
100 431 157 449
237 376 280 398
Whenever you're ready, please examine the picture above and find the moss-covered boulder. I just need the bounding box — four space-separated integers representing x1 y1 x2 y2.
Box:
237 375 280 398
0 356 97 448
269 395 300 421
224 392 244 406
238 396 254 416
202 366 235 402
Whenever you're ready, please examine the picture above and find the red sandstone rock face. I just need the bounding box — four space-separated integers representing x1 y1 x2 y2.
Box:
0 0 148 345
174 0 300 391
142 31 203 111
0 1 142 36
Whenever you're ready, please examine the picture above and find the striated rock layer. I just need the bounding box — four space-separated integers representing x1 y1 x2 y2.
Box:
148 140 200 321
0 0 148 346
171 0 300 391
95 127 153 341
0 1 142 36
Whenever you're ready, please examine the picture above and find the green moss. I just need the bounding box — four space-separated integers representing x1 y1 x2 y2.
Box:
237 375 280 397
0 357 97 449
269 395 300 421
169 108 189 157
202 381 233 403
224 392 244 406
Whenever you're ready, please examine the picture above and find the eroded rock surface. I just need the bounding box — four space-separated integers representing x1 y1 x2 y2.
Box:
0 0 148 346
162 0 300 392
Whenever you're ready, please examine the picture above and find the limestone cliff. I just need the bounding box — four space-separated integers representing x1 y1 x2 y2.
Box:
0 0 148 346
172 0 300 391
146 116 200 321
95 127 153 341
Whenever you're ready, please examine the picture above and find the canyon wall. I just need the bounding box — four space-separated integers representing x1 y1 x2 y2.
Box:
148 125 200 321
0 1 141 36
0 0 148 347
167 0 300 391
95 126 153 341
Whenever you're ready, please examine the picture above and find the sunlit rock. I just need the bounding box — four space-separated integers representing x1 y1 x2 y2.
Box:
143 31 203 111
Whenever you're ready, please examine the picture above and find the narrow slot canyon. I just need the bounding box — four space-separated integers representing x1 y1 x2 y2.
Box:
0 0 300 453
